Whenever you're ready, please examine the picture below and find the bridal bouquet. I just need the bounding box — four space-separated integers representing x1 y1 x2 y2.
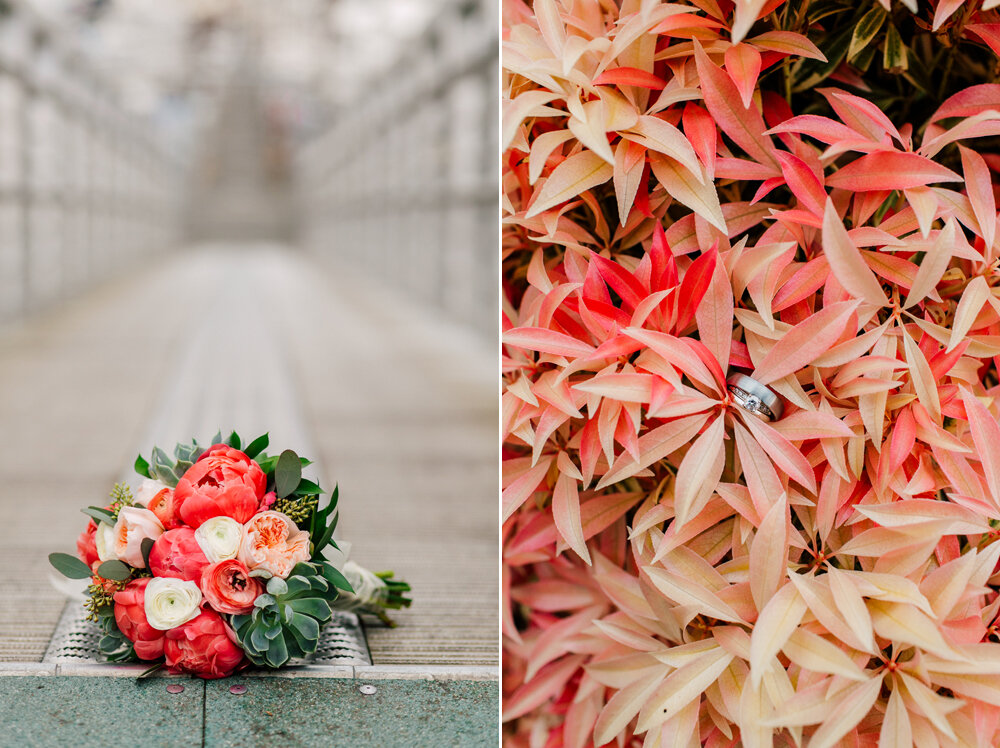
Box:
49 432 410 679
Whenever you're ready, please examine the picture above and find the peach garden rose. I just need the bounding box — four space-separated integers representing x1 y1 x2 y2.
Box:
238 510 309 579
112 507 163 568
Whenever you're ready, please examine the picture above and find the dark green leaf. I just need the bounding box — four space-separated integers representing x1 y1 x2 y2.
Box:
274 450 302 499
228 431 242 450
250 624 269 653
288 597 332 622
314 511 339 557
294 479 322 496
141 537 155 570
82 506 116 526
321 562 354 593
244 433 269 459
290 612 320 642
137 663 164 679
48 552 93 579
883 23 907 72
134 454 151 479
265 633 289 668
848 5 886 62
97 560 132 581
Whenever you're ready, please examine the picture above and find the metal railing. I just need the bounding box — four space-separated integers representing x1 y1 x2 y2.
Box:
296 0 497 338
0 0 182 320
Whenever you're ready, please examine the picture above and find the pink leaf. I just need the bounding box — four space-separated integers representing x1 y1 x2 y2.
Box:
821 199 889 307
776 150 826 216
674 415 726 526
959 144 996 251
827 151 962 192
695 255 734 376
553 473 590 564
741 414 818 492
751 299 860 384
693 42 778 169
960 387 1000 508
725 43 762 109
503 327 595 358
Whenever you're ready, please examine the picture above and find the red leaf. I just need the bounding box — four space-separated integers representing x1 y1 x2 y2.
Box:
594 66 668 90
676 248 717 330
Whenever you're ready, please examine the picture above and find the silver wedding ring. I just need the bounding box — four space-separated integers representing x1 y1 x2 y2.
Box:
726 373 783 422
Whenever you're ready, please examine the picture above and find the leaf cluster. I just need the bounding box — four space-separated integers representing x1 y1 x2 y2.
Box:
231 561 352 668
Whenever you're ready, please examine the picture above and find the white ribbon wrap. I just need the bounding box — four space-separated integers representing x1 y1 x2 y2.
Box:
331 560 388 612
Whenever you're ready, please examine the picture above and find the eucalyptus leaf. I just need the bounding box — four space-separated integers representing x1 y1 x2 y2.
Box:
97 560 132 581
48 552 93 579
274 450 302 498
82 506 116 526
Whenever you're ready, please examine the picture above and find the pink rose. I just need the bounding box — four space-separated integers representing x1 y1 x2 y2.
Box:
200 560 263 615
174 445 266 528
113 578 165 660
164 610 244 679
113 507 163 568
238 511 310 579
77 521 100 572
149 528 210 582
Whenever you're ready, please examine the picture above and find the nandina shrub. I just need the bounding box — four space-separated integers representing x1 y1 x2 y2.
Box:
503 0 1000 745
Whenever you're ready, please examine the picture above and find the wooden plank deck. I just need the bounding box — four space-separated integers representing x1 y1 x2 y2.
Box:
0 244 497 669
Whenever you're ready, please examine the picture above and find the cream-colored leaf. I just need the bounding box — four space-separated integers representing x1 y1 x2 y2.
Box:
898 672 958 740
808 676 883 748
649 154 728 233
824 568 877 654
598 412 710 488
854 500 990 535
783 628 868 681
568 100 615 164
737 677 773 748
644 566 747 624
636 646 733 732
901 330 941 422
503 90 560 150
869 601 962 660
749 583 806 686
822 198 889 307
673 415 725 526
529 129 575 185
948 275 990 351
625 115 704 184
526 150 614 218
879 684 912 748
749 496 788 612
592 665 669 744
903 218 957 308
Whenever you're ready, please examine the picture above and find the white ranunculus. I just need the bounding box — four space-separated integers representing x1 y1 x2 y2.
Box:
195 516 243 563
95 522 117 562
144 577 202 630
133 478 170 507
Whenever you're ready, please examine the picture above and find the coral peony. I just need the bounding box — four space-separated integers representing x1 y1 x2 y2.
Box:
113 577 165 660
148 528 210 582
238 511 310 579
164 610 244 679
112 507 163 568
174 444 266 528
200 559 262 615
76 520 99 572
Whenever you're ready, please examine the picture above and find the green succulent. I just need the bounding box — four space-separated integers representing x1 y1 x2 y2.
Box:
231 561 353 668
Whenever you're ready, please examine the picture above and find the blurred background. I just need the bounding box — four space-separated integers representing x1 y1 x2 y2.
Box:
0 0 497 671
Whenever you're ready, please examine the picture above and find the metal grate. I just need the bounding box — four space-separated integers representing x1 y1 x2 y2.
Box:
43 602 371 667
